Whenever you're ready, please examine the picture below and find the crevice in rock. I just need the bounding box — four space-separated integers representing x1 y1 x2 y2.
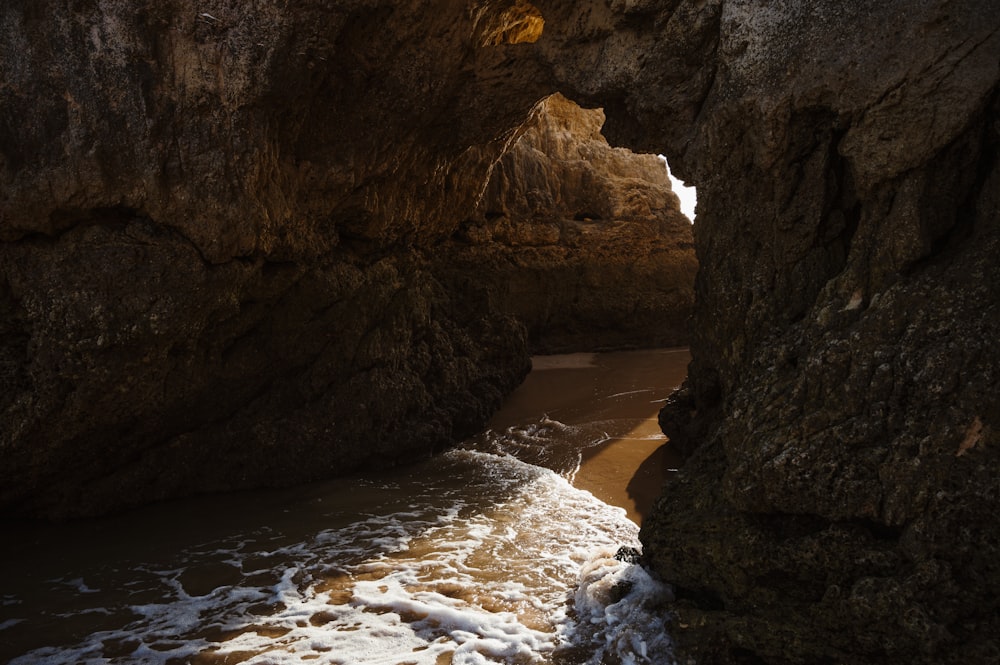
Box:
47 205 144 233
0 273 31 416
918 88 1000 268
823 127 861 273
745 511 831 540
850 518 904 542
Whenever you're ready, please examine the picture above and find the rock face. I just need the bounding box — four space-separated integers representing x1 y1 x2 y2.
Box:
533 1 1000 662
0 225 529 517
2 0 998 662
0 1 694 518
0 1 552 258
0 0 554 518
445 93 695 352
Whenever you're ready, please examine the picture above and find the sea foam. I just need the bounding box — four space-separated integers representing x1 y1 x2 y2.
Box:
7 449 675 665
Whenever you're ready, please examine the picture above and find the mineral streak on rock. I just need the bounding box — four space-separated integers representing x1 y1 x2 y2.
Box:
532 0 1000 662
473 0 545 46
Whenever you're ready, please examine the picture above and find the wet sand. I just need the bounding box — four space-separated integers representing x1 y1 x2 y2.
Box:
0 348 690 664
487 348 689 524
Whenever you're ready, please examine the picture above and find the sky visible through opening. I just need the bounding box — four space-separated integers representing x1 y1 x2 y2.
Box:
660 156 696 222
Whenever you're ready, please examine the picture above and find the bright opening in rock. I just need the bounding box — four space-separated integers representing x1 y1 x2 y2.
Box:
473 0 544 46
464 93 697 353
659 155 697 222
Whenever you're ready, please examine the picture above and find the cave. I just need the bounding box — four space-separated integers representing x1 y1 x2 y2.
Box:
1 1 998 664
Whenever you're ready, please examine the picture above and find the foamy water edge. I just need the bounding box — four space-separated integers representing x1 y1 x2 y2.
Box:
7 449 675 665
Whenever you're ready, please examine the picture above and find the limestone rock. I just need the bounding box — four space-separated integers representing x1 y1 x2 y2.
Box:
0 217 530 517
0 0 696 518
0 0 553 517
446 93 696 352
536 0 1000 662
2 0 999 661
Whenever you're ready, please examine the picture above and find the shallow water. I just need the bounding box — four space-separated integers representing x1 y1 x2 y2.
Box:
0 348 689 665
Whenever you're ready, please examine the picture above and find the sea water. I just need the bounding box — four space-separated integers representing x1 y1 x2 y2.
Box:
0 348 689 665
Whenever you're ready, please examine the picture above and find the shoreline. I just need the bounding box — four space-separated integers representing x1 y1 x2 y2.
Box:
488 347 690 525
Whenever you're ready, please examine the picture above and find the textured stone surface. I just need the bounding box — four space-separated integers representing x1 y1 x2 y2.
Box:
445 93 695 352
0 1 695 518
0 217 530 517
0 0 553 517
0 0 554 257
530 1 1000 662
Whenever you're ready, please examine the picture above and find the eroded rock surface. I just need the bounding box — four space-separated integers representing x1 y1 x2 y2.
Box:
1 1 554 257
2 0 998 662
445 93 695 352
0 216 531 517
0 1 695 518
533 1 1000 662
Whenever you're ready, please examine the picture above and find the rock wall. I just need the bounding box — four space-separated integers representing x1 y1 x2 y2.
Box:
0 1 695 518
0 0 561 256
3 0 998 661
532 1 1000 662
444 93 695 352
0 224 529 518
0 0 555 518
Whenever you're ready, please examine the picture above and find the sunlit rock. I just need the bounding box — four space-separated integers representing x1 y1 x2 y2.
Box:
445 93 695 352
0 1 695 520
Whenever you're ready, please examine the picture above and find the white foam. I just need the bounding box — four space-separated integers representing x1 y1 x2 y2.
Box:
606 389 656 399
10 451 675 665
569 549 676 665
64 578 101 594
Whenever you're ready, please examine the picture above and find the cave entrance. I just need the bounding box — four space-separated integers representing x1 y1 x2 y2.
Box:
455 94 698 354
